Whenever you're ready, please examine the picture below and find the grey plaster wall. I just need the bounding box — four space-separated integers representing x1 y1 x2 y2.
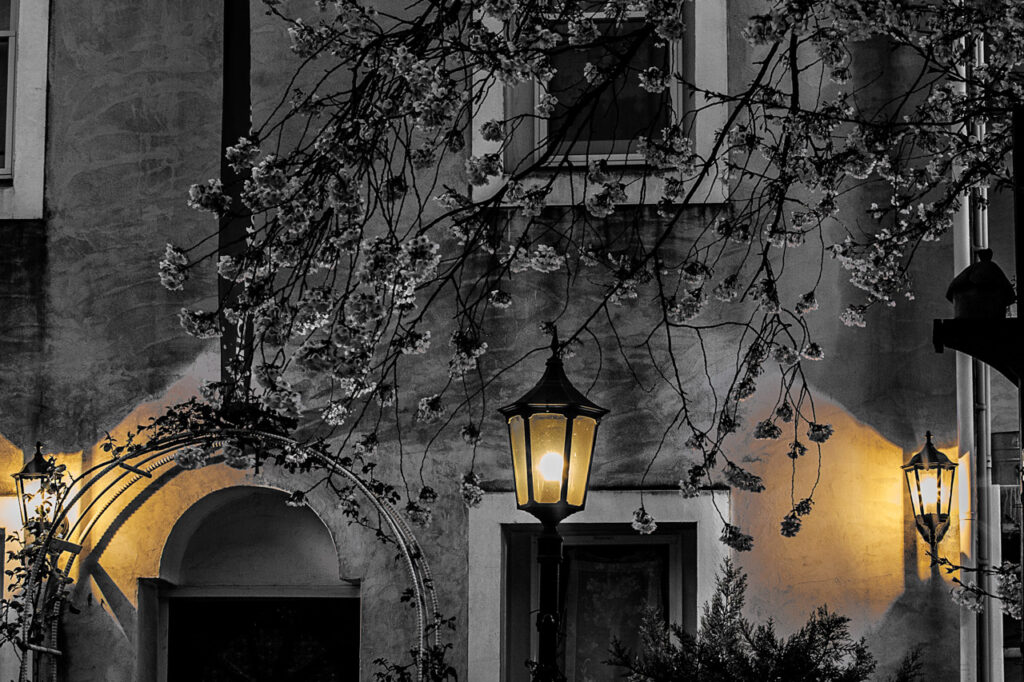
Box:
0 1 968 681
18 1 221 453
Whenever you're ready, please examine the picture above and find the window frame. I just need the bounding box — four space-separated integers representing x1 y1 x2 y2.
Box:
470 1 727 205
0 0 47 219
466 489 731 681
0 0 16 178
533 10 685 167
522 526 686 680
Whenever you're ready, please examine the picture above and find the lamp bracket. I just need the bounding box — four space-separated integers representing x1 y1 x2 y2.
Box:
934 318 1024 386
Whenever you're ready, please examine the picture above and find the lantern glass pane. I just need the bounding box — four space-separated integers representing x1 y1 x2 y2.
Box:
529 413 568 504
18 477 45 522
918 469 940 515
903 470 921 519
509 416 529 505
940 467 956 517
566 417 596 506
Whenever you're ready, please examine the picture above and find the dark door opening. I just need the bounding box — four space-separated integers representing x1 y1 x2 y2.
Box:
167 597 359 681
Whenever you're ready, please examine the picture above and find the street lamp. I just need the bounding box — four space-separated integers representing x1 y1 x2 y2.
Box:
902 432 957 552
12 442 52 528
499 331 608 681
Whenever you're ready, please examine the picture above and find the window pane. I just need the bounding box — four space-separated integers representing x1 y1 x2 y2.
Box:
0 1 10 32
547 19 671 156
992 431 1019 485
0 36 8 170
560 544 669 681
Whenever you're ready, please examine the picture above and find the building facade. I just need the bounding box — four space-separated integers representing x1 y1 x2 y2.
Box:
0 1 1016 680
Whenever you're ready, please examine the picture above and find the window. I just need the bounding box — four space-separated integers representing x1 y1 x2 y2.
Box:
0 0 15 177
467 490 730 680
536 13 679 164
997 431 1021 677
504 524 691 681
0 0 47 219
471 2 726 204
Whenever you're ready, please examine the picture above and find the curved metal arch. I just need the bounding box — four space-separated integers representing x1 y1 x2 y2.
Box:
19 429 439 682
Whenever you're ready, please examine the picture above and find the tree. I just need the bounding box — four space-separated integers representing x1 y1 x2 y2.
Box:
608 559 922 682
156 0 1022 568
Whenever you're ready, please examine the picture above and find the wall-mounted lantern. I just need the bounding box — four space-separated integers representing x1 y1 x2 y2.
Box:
12 442 53 528
902 432 957 550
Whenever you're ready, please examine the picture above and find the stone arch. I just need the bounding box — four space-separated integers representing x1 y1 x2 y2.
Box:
159 485 341 586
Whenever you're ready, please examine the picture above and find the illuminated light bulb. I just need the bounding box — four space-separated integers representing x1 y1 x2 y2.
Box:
920 477 938 507
538 451 563 482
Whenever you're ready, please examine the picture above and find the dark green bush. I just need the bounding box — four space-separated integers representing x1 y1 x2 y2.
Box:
608 560 921 682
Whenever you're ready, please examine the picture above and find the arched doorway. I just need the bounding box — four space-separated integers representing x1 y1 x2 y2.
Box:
139 486 359 681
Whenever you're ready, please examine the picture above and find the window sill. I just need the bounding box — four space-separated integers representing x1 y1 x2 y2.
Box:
507 167 726 207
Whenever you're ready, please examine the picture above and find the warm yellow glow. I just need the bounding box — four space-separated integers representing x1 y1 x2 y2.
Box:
509 416 529 505
538 452 564 482
919 476 938 508
567 417 596 506
529 413 567 503
20 478 45 521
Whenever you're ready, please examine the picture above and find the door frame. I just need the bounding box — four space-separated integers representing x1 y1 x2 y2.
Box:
136 579 360 682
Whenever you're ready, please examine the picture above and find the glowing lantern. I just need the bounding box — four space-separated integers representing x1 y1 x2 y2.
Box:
499 335 609 527
12 443 52 528
902 432 957 549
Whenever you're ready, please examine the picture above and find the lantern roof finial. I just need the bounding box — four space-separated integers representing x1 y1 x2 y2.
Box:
498 331 608 419
15 442 51 480
903 432 955 471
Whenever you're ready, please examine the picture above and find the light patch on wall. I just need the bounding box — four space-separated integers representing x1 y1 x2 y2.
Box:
0 432 25 496
60 349 249 609
733 398 948 638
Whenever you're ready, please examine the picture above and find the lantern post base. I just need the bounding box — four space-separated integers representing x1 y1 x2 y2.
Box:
533 524 565 682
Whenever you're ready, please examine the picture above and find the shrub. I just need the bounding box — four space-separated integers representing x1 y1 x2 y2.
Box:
608 560 921 682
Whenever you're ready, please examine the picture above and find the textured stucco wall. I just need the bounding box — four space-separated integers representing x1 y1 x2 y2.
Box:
0 1 968 680
27 0 221 453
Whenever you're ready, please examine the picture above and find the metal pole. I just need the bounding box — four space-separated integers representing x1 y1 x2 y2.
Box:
1012 104 1024 681
534 524 564 682
220 0 253 393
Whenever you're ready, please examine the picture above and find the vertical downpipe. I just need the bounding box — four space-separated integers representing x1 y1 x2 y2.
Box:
969 34 1002 682
954 29 978 682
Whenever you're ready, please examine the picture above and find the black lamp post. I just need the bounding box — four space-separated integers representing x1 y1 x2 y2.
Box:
902 432 957 553
12 442 52 529
499 332 608 681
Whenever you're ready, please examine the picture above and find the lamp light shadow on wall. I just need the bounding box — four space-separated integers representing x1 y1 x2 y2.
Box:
902 432 957 555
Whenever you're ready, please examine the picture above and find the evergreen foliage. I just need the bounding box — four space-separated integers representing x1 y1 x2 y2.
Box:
608 560 923 682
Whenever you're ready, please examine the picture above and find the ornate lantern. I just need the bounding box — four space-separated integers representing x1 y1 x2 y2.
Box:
499 334 609 528
12 442 52 528
902 432 957 548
